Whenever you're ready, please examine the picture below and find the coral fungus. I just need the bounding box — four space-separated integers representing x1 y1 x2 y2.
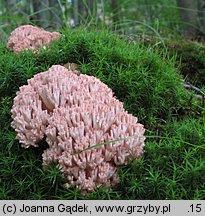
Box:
7 25 60 53
11 65 145 191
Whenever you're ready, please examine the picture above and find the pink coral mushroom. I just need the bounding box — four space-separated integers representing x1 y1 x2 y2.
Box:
7 25 60 53
11 65 145 191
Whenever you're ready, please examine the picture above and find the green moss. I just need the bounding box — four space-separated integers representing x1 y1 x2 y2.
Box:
118 117 205 199
166 40 205 87
0 28 189 127
137 36 205 87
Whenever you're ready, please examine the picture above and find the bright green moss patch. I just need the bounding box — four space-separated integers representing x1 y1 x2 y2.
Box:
0 28 204 199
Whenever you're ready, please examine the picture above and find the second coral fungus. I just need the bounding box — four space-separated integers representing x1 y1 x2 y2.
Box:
7 25 60 53
11 65 145 191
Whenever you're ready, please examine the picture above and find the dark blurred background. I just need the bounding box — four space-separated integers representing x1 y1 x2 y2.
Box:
1 0 205 41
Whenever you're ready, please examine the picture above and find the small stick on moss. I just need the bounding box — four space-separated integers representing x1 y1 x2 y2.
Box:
184 82 204 94
184 82 205 101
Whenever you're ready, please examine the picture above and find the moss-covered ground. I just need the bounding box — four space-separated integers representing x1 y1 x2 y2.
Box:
0 28 204 199
134 35 205 87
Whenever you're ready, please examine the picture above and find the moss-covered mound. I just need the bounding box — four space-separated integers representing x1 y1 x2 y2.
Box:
136 36 205 87
0 28 188 128
166 40 205 87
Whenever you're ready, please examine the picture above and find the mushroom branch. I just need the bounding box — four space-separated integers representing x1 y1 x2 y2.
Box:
11 65 145 191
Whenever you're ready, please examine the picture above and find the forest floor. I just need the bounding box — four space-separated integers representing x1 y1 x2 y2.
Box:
0 28 204 199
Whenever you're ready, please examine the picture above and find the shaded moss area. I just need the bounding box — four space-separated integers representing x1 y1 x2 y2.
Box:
0 28 204 200
166 40 205 87
136 36 205 87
